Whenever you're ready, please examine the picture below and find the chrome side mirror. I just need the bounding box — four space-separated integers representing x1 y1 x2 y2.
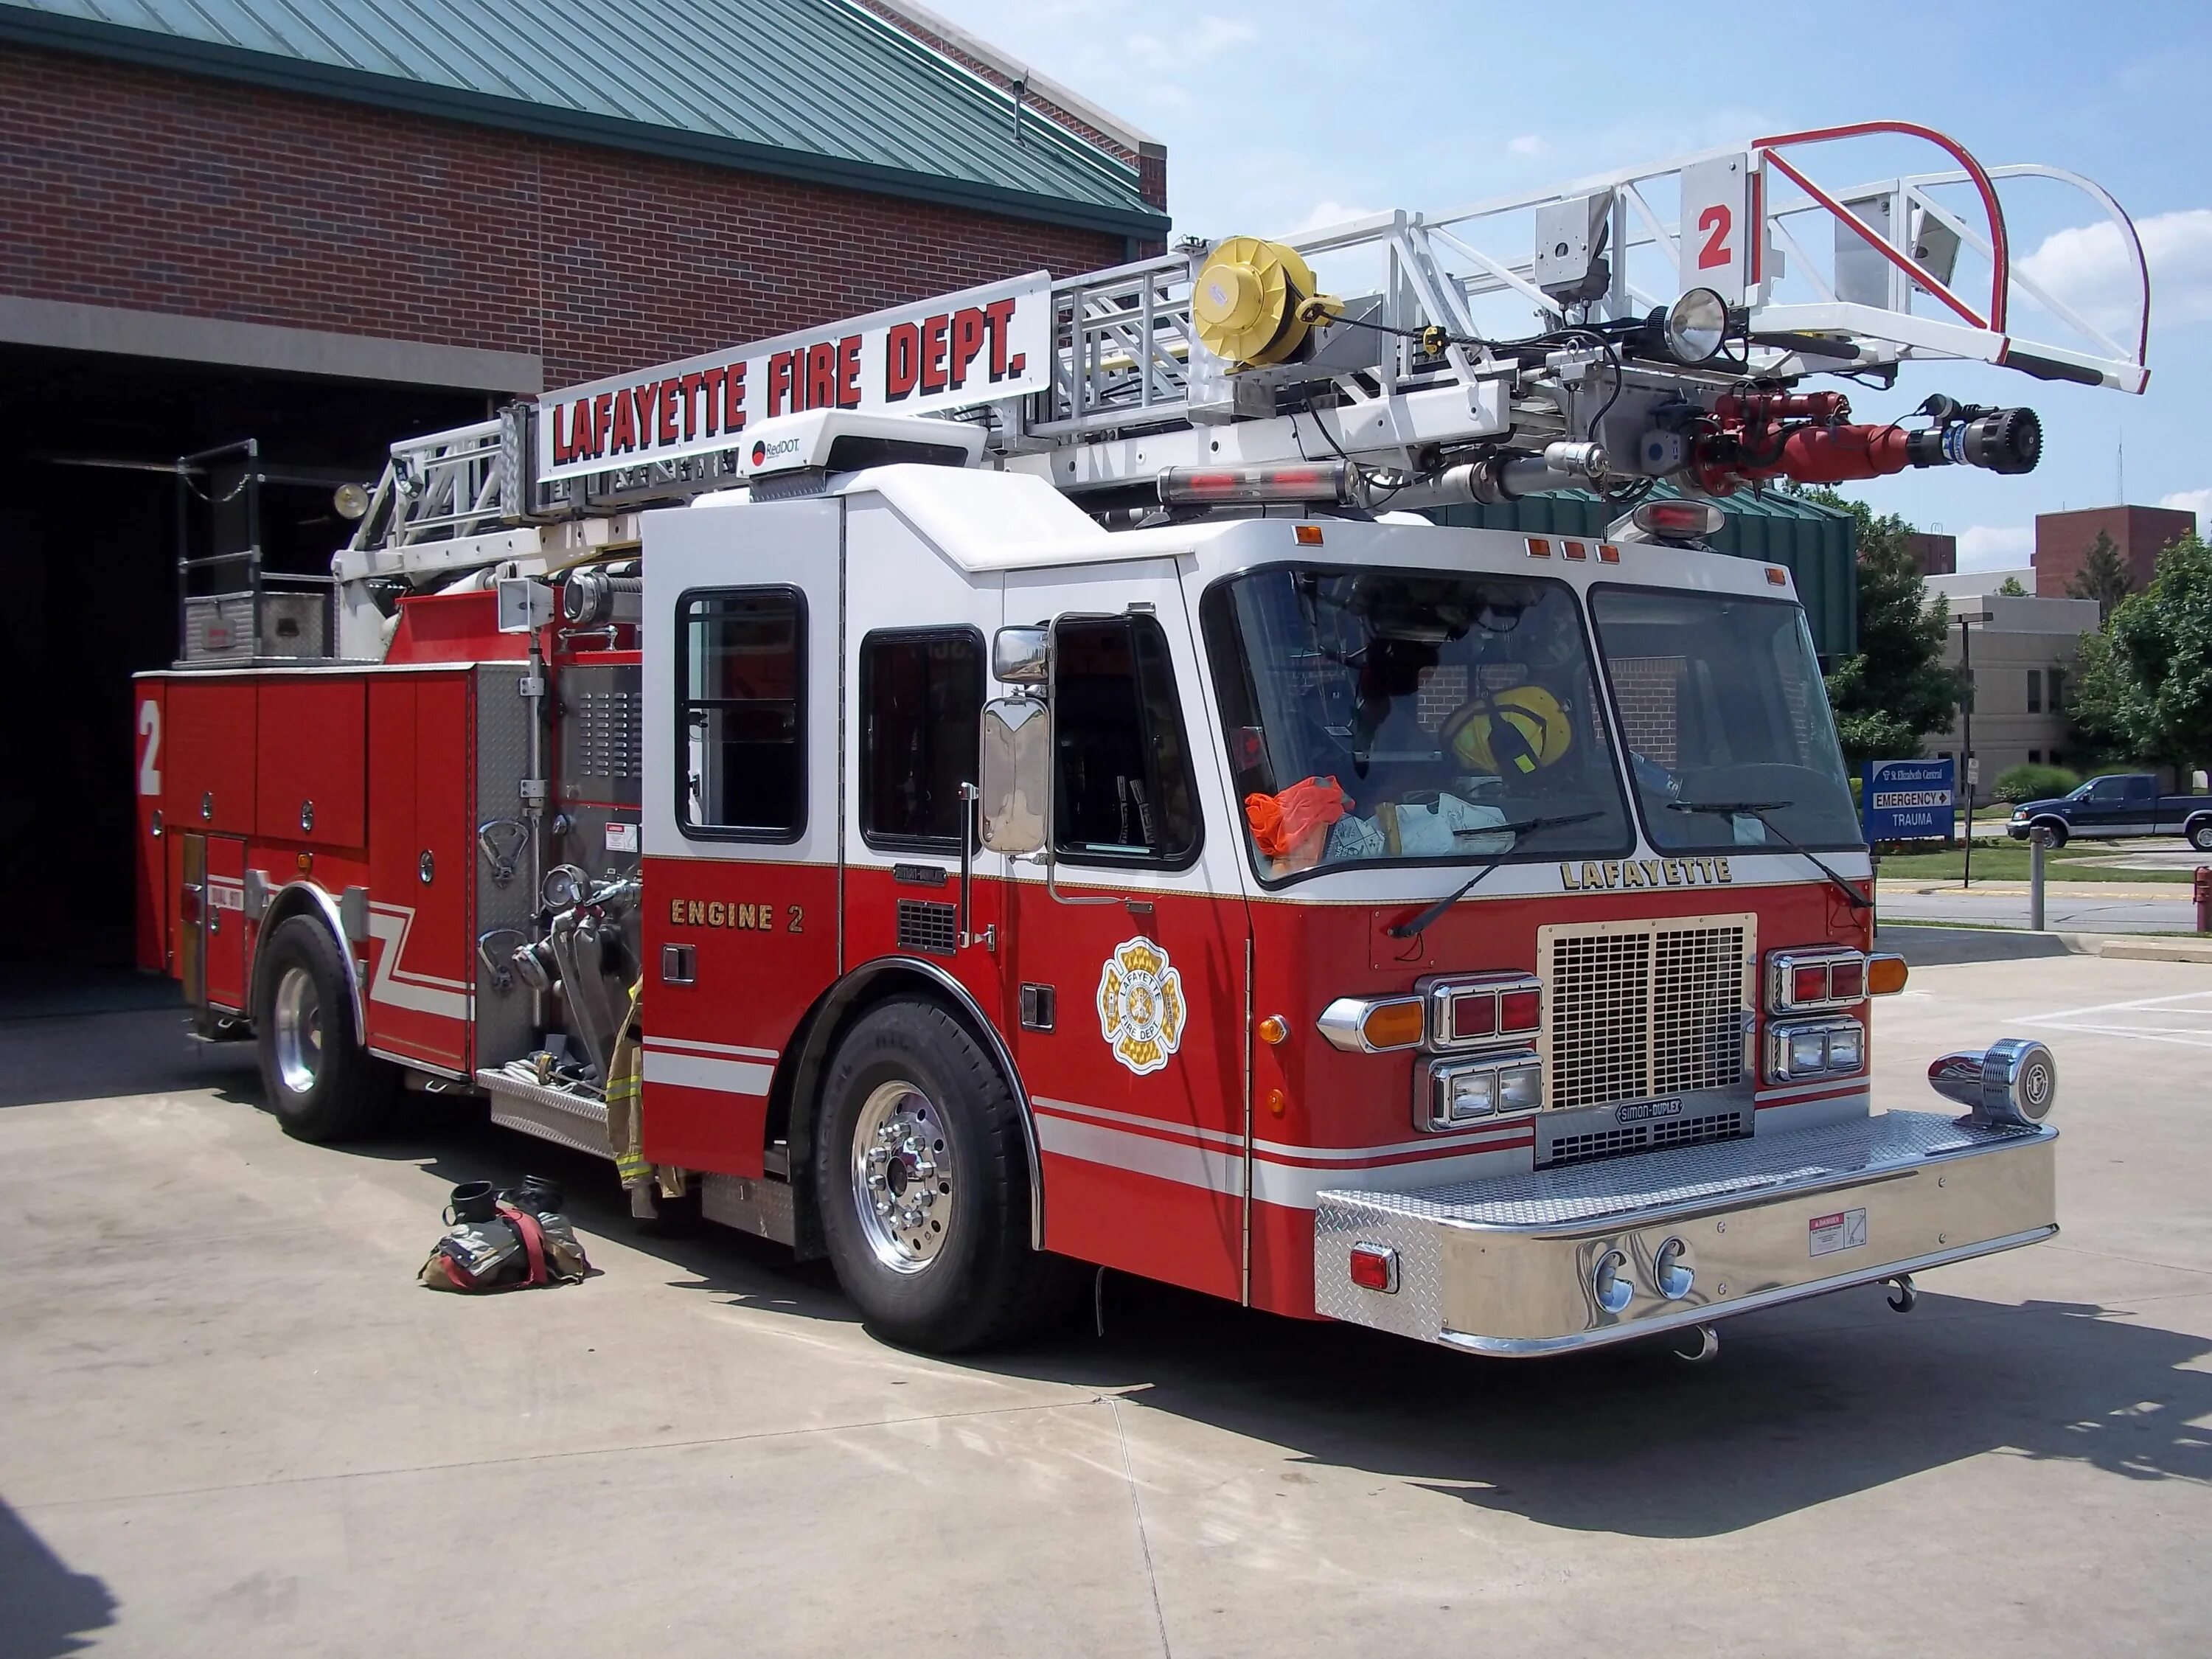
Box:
992 625 1051 686
978 698 1049 855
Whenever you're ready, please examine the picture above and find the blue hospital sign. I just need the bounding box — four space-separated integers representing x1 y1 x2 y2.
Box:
1863 758 1955 841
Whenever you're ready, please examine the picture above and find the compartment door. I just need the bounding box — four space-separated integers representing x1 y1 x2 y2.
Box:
204 835 248 1012
134 681 167 973
364 675 473 1073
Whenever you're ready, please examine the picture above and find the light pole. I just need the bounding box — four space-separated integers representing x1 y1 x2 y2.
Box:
1956 609 1991 888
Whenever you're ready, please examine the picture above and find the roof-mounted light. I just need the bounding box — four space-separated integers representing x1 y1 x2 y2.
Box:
1158 460 1353 507
1631 498 1725 542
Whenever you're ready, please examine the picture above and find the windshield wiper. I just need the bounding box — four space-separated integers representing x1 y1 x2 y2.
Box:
1666 799 1870 912
1388 811 1604 939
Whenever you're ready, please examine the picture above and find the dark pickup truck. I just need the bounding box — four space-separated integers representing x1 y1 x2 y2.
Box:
2007 773 2212 850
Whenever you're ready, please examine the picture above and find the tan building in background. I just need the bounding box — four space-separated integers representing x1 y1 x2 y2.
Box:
1921 579 2101 788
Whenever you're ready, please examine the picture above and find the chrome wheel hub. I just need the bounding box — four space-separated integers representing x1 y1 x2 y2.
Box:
850 1080 953 1273
271 964 324 1096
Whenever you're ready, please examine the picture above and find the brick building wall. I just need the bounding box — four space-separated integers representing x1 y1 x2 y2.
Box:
2033 504 2197 599
0 43 1130 386
1903 531 1955 578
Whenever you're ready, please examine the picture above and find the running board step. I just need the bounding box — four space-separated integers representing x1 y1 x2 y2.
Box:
700 1172 797 1246
476 1068 611 1161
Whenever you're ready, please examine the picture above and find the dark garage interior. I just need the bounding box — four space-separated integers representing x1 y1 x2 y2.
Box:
0 344 488 971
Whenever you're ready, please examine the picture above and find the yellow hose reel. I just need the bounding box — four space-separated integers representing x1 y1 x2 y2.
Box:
1192 237 1343 369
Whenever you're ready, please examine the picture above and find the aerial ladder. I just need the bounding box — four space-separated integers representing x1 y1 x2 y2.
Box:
298 117 2148 661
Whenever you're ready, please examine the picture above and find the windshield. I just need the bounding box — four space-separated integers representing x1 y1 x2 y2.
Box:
1587 586 1860 852
1201 566 1632 881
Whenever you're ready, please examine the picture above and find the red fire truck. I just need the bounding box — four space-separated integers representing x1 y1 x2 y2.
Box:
135 124 2146 1358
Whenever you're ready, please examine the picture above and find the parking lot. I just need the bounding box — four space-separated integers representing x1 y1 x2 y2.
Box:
4 945 2210 1659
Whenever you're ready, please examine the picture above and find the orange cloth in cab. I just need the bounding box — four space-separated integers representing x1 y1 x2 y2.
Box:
1245 776 1349 861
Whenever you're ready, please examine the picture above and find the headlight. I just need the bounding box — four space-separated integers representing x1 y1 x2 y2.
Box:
1767 1017 1866 1084
1421 1050 1541 1130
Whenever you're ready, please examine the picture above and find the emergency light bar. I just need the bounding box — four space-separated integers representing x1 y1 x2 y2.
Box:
1156 462 1354 507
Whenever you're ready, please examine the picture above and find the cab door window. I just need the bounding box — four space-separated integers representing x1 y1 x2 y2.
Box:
860 628 983 850
676 587 804 841
1053 616 1201 867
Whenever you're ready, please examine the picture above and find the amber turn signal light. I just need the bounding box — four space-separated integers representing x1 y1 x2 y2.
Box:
1317 995 1427 1053
1359 999 1426 1050
1867 953 1909 995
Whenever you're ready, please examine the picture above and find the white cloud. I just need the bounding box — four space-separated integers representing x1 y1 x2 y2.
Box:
1957 524 2034 571
1127 14 1256 69
2016 208 2212 338
1507 133 1545 158
2157 487 2210 522
1290 199 1374 233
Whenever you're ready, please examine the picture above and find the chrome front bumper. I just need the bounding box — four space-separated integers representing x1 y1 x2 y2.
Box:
1312 1110 2056 1357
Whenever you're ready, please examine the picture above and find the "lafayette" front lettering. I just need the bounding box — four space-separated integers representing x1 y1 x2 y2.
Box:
1559 857 1733 891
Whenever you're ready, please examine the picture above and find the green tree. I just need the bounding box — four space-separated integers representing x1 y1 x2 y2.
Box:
2067 532 2212 772
2067 529 2134 622
1795 490 1959 766
1996 574 2028 597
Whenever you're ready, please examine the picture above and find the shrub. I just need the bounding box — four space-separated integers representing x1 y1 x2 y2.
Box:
1994 762 2079 804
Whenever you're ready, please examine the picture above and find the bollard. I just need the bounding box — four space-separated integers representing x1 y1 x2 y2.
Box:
2029 825 2051 931
2196 865 2212 934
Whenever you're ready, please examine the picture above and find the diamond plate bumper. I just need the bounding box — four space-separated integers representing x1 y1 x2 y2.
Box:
1313 1110 2056 1356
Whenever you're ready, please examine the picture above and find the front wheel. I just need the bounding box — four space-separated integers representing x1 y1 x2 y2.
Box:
815 1001 1080 1352
2033 819 2069 850
254 917 395 1142
2188 819 2212 853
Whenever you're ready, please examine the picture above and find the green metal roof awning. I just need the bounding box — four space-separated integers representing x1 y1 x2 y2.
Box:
0 0 1167 239
1425 484 1860 658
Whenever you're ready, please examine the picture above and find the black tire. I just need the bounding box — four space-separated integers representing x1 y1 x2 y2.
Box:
814 1000 1082 1353
2188 819 2212 853
253 916 396 1143
2034 819 2069 849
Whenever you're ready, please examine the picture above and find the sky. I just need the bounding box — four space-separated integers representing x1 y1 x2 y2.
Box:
925 0 2212 570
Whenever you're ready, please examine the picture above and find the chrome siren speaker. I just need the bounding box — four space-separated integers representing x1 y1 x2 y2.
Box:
1927 1038 2056 1129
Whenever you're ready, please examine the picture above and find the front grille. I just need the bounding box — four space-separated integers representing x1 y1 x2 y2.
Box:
1543 1108 1751 1169
1540 914 1753 1112
896 900 958 957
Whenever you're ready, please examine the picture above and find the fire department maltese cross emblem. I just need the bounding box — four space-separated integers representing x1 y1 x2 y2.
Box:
1097 937 1186 1076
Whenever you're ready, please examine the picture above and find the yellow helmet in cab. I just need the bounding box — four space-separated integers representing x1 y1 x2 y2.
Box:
1441 685 1573 776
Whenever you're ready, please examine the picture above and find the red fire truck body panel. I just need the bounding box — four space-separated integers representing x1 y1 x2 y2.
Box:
254 679 366 849
134 679 166 974
639 853 841 1178
166 678 257 836
364 673 477 1073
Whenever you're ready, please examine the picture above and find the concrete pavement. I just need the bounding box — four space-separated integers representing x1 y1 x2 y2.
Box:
1879 877 2201 933
3 958 2211 1658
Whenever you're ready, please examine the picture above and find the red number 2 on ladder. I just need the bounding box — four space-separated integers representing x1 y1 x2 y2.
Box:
1697 204 1733 271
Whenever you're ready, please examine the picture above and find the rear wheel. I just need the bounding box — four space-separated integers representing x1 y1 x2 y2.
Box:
2188 818 2212 853
254 917 394 1143
815 1001 1080 1352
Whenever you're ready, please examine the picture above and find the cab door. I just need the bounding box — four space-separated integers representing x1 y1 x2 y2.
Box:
640 497 844 1177
994 562 1253 1303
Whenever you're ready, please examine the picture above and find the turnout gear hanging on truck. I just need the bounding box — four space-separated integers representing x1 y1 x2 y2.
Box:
603 984 687 1211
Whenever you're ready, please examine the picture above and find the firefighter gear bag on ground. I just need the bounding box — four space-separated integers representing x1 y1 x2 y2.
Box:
420 1178 591 1292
